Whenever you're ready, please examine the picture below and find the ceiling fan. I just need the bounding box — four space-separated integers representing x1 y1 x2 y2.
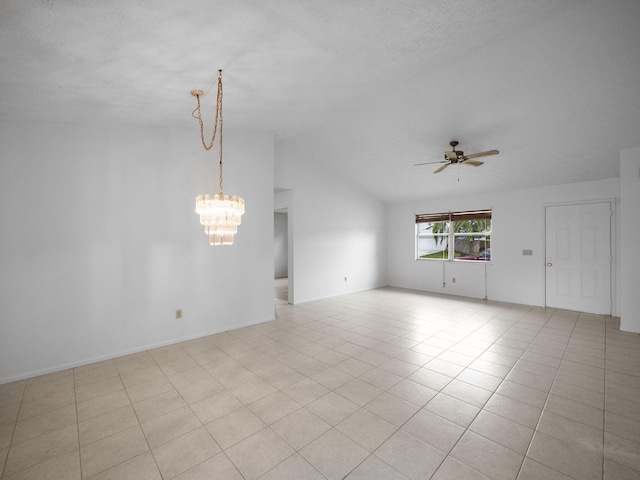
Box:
414 140 499 174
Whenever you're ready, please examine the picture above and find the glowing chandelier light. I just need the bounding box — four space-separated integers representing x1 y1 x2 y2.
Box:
191 70 245 246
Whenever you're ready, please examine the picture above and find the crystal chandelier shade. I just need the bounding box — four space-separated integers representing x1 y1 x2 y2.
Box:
191 70 245 246
195 193 245 245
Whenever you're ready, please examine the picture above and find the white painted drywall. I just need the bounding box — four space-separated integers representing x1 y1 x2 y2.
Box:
275 143 387 304
387 178 620 311
620 147 640 333
274 211 288 277
0 121 275 383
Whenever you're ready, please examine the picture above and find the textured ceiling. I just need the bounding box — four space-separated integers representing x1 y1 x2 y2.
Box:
1 0 639 202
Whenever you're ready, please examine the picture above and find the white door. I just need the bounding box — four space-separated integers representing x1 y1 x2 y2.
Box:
545 202 611 314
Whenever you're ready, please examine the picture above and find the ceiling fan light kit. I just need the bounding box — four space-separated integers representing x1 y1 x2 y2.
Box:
414 140 500 174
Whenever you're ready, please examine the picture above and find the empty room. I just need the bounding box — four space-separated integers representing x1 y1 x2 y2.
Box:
1 1 640 479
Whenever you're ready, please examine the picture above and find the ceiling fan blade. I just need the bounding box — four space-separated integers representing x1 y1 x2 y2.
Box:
413 160 447 167
433 163 451 174
462 159 484 167
463 149 499 160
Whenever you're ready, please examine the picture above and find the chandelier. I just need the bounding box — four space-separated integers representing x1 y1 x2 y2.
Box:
191 70 245 246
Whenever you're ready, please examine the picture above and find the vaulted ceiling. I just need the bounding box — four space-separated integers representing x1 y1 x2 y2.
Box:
1 0 639 202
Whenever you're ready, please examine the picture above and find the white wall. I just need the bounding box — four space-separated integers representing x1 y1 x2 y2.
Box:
0 121 275 383
620 147 640 332
387 178 620 310
275 143 387 304
274 211 288 277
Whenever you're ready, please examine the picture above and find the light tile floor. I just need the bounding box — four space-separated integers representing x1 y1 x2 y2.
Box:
275 277 288 305
1 287 639 479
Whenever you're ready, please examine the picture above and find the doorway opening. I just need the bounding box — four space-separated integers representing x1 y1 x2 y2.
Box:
274 209 289 304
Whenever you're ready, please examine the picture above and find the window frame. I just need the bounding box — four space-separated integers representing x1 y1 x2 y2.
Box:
415 210 492 262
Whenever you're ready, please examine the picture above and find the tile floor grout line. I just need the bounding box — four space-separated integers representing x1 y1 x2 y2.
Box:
520 310 605 480
176 343 251 480
72 368 83 480
602 314 608 480
338 302 541 480
0 380 26 478
119 352 168 480
260 300 465 480
515 308 573 480
421 306 543 480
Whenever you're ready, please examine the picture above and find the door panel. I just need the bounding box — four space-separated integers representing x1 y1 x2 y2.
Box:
545 202 611 314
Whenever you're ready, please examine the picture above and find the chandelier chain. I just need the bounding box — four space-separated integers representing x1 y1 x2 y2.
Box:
191 70 225 194
218 80 223 194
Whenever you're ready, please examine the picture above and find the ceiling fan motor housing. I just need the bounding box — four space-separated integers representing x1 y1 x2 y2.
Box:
445 150 463 161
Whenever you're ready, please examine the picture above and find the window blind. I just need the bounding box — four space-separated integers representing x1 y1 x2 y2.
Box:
416 209 491 223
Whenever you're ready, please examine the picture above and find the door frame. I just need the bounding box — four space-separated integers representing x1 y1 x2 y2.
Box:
543 199 617 316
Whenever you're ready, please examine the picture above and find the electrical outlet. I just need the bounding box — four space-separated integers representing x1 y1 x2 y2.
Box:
344 277 347 282
176 309 182 319
522 250 533 256
452 277 456 283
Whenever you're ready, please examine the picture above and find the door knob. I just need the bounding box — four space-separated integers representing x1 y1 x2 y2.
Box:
547 262 553 267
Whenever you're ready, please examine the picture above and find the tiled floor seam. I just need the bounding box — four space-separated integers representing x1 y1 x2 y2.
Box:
73 369 83 480
0 392 21 479
345 358 488 479
262 428 326 480
602 314 609 480
259 305 484 479
1 379 32 478
116 355 166 480
167 345 277 480
427 308 535 479
521 312 605 480
417 305 547 476
172 351 248 476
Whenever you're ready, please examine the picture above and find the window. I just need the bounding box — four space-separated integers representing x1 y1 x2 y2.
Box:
416 210 491 261
416 212 451 260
